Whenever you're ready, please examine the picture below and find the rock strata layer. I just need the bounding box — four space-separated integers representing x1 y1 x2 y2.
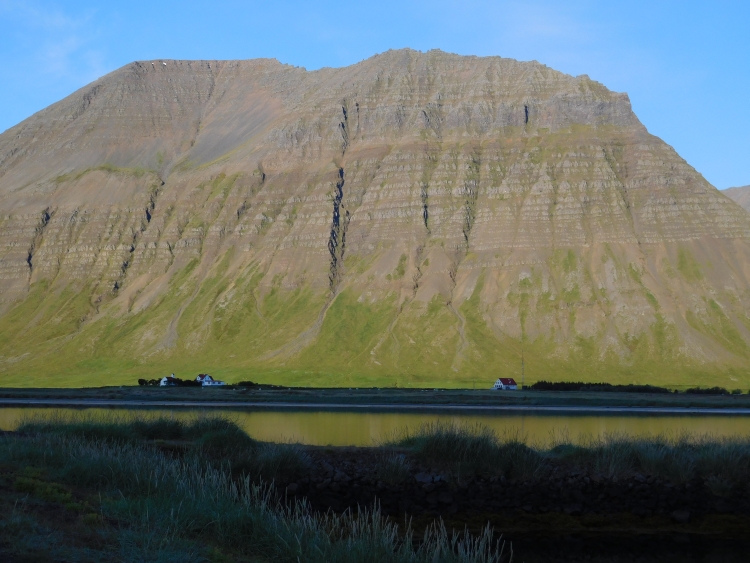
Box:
1 49 750 386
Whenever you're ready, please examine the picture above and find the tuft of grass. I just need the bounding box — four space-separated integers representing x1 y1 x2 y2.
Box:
385 422 545 480
375 453 413 486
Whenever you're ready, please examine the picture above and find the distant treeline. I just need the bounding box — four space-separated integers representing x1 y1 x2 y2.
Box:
137 378 201 387
685 386 742 395
236 381 289 389
136 379 288 389
530 381 746 394
530 381 672 393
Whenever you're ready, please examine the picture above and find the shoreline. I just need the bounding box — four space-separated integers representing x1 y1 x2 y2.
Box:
3 397 750 415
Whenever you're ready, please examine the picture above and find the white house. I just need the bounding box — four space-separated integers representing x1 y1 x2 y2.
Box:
492 378 518 390
196 374 226 387
160 375 179 387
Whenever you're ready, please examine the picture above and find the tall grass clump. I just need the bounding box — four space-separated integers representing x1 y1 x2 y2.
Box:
376 453 413 485
549 432 750 487
385 422 545 480
17 412 311 483
17 411 253 445
0 425 511 563
387 422 750 489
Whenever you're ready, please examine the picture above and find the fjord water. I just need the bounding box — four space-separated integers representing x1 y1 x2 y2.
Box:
2 407 750 445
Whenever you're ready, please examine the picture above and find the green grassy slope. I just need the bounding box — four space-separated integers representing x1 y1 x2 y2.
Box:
1 251 749 389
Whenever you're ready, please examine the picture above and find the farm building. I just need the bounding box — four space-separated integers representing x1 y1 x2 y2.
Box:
492 378 518 390
196 374 226 387
159 375 179 387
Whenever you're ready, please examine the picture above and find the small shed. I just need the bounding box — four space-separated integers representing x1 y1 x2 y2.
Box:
492 378 518 390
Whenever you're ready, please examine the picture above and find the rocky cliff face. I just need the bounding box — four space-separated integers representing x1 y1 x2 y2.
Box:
724 186 750 213
2 49 750 387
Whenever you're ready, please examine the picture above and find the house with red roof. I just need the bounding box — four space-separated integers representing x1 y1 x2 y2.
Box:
492 378 518 390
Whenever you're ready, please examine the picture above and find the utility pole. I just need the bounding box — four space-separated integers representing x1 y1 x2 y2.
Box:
521 349 525 389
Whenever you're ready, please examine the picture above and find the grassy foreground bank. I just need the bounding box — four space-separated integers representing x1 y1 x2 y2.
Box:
4 415 750 561
1 415 508 563
384 422 750 488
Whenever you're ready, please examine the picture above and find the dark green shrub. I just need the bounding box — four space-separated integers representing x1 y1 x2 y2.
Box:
137 378 161 386
530 381 671 393
685 386 730 395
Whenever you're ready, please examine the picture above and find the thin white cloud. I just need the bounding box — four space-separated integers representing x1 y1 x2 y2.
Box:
0 0 90 30
1 0 106 83
41 35 83 75
502 2 597 44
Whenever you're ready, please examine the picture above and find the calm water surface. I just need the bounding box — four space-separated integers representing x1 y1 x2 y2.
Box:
3 407 750 446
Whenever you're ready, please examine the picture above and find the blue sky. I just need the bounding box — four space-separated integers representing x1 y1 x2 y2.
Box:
1 0 748 189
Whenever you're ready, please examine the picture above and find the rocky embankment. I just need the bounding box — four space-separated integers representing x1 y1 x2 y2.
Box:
280 447 749 537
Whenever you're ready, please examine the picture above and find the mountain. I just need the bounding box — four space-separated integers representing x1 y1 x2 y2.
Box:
1 49 750 388
724 186 750 213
